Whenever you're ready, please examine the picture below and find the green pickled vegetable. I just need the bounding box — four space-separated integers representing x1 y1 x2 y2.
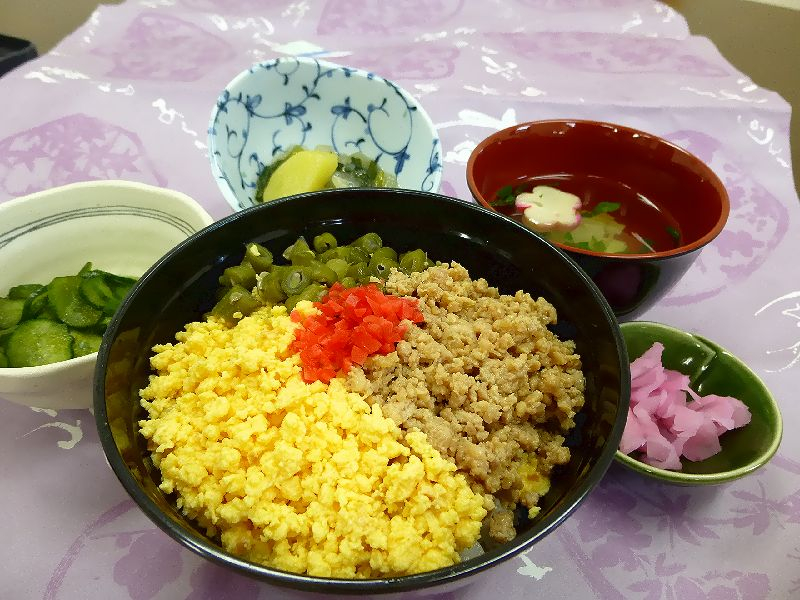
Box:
0 264 138 368
49 276 103 328
8 284 45 301
70 329 103 357
6 319 74 367
0 298 24 329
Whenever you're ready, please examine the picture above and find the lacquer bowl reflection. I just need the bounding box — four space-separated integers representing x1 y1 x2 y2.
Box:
95 188 628 594
466 120 730 320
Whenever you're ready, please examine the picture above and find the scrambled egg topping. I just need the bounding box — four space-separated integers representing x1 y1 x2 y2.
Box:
139 304 486 578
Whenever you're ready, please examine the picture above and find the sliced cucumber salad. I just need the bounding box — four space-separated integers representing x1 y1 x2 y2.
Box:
0 263 137 368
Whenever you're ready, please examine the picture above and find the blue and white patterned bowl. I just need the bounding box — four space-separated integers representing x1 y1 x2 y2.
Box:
208 56 443 211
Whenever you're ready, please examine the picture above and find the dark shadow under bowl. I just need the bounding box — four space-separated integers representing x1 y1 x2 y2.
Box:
94 189 629 594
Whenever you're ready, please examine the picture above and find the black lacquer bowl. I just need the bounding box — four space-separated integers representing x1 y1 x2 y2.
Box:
94 189 629 595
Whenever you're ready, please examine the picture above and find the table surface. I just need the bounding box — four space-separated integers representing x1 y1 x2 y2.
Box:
1 1 799 599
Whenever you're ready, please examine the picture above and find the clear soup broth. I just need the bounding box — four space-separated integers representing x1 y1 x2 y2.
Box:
493 174 683 254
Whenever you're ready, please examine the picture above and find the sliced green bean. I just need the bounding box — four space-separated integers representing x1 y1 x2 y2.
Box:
211 285 261 321
312 232 338 254
244 242 273 273
282 237 315 265
306 260 338 284
352 232 382 254
280 266 311 296
325 258 350 280
347 262 369 281
399 249 429 273
220 262 257 290
371 246 398 263
256 272 286 303
368 255 399 279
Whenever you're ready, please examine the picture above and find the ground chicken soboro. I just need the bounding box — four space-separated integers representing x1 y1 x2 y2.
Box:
346 263 585 542
139 304 486 578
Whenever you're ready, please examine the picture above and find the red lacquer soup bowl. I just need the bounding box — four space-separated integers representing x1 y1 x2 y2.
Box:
466 120 729 320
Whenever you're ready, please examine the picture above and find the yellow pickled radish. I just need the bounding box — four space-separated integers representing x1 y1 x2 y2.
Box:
261 149 338 202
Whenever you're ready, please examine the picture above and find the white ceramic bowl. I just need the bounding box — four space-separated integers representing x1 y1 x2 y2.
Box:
0 180 214 410
208 56 443 211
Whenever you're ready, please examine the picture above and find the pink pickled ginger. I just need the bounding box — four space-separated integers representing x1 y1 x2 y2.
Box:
619 342 752 471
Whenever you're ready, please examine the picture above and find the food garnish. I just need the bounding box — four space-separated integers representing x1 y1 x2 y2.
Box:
514 185 582 232
290 282 424 383
210 232 434 323
256 146 397 203
620 342 752 470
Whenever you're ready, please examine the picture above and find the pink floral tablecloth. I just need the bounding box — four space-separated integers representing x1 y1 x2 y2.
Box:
1 1 798 598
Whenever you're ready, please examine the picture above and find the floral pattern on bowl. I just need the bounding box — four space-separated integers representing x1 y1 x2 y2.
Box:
208 56 443 211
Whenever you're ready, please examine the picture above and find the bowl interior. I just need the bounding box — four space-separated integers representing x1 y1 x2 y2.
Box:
0 181 214 409
209 57 442 211
96 189 628 592
0 180 214 289
616 321 782 484
467 120 728 257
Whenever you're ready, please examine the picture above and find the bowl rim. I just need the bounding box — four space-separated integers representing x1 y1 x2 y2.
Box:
207 56 443 212
94 188 629 593
613 320 783 485
465 119 730 261
0 179 214 220
0 351 96 378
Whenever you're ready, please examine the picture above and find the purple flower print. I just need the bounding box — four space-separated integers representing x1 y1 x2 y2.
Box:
317 0 465 35
726 481 798 535
489 32 727 76
347 44 460 80
517 0 638 8
186 562 261 600
670 571 771 600
659 130 788 305
92 12 236 81
575 481 647 543
113 529 182 600
636 492 720 547
572 479 654 572
0 114 166 197
179 0 266 12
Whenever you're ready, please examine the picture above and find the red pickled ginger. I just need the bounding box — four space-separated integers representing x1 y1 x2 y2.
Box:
620 342 751 471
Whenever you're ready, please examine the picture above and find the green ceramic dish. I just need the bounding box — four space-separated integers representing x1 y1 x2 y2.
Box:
616 321 782 485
